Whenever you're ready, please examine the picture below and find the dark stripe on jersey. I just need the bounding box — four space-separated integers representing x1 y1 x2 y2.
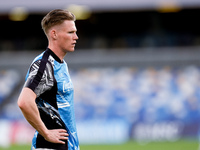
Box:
29 50 50 92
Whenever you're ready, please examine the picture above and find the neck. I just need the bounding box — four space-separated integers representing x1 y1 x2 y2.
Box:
48 44 66 62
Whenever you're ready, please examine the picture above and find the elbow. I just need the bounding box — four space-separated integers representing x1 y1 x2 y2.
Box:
17 98 23 109
17 97 26 110
17 88 36 110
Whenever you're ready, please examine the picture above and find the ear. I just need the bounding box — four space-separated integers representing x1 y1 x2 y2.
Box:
49 29 58 40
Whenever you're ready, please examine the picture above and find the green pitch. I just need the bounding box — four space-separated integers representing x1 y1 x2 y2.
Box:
0 140 198 150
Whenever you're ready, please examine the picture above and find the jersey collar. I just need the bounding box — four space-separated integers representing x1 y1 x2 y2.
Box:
46 48 63 63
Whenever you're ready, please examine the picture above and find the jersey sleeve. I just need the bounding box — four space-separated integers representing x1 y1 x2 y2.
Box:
24 59 54 97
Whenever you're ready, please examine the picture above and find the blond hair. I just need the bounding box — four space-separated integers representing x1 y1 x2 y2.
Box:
41 9 75 35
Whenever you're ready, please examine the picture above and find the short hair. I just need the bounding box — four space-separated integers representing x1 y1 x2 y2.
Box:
41 9 76 36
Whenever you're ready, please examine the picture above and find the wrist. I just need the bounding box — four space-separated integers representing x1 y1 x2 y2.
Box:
36 124 49 138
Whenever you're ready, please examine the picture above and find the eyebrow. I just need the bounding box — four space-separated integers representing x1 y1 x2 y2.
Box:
69 28 77 32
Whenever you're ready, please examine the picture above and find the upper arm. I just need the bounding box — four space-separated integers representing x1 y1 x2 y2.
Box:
17 87 37 109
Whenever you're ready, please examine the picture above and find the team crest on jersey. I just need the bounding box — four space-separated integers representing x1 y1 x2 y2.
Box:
63 80 73 93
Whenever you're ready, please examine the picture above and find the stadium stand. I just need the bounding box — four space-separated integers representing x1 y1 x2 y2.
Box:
72 66 200 124
0 69 20 105
0 65 200 141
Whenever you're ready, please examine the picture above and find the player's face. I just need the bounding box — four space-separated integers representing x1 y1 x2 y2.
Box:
56 20 78 53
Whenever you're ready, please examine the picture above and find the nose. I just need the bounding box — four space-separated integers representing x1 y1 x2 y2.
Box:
74 33 78 40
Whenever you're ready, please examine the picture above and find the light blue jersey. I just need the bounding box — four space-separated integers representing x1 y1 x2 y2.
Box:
25 48 79 150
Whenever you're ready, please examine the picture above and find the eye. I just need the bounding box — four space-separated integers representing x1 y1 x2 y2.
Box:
68 31 76 34
68 30 77 34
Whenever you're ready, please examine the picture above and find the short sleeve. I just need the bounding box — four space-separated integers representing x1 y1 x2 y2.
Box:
24 60 54 97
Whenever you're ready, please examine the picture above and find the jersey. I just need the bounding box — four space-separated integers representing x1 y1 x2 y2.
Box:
24 48 79 150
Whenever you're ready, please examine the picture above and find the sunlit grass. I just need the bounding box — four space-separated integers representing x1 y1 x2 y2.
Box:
0 140 198 150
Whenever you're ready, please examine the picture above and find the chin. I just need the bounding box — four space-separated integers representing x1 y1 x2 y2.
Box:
69 49 75 52
65 48 75 53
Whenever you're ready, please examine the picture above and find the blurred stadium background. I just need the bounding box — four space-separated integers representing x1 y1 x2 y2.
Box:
0 0 200 149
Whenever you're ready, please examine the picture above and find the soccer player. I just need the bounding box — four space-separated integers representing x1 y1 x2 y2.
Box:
17 9 79 150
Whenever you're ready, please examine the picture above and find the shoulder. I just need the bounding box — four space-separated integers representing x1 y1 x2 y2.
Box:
29 50 54 74
24 50 55 97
